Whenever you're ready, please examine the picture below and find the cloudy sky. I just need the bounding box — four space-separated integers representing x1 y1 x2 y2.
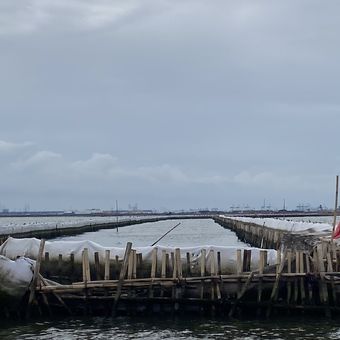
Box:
0 1 339 212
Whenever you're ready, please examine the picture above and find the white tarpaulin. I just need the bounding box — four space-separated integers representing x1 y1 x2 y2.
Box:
0 255 34 299
221 215 332 235
0 237 278 273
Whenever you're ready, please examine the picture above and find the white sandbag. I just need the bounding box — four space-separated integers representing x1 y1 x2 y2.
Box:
0 255 34 299
0 237 277 273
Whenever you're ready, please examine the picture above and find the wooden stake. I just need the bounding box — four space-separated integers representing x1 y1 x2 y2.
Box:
332 175 339 242
327 251 337 304
26 239 45 318
236 250 242 275
176 248 182 279
127 250 134 280
294 251 300 303
94 252 101 281
186 252 191 277
104 250 110 280
257 250 265 316
217 251 222 275
70 253 75 282
115 255 120 279
58 254 63 282
161 250 167 278
44 252 50 279
266 249 287 318
132 250 137 280
171 252 177 279
151 248 158 279
112 242 132 316
305 252 313 303
299 251 306 303
316 244 331 317
287 251 292 304
82 248 91 283
210 250 216 300
200 249 206 300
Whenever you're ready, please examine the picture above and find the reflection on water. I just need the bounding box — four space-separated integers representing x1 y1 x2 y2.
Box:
1 316 340 340
53 218 249 248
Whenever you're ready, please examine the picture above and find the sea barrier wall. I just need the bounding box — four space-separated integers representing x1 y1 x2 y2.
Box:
0 215 211 242
213 216 322 251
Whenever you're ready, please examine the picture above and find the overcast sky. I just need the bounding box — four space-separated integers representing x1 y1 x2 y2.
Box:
0 0 340 212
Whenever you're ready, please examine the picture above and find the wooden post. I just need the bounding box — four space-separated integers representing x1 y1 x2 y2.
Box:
175 248 183 311
316 243 331 317
217 251 222 275
176 248 182 279
104 250 110 280
210 250 216 300
127 250 134 280
136 253 142 278
94 252 101 281
276 250 281 274
332 175 339 242
243 249 251 272
257 250 265 316
26 239 45 318
299 251 306 303
70 253 75 282
132 250 137 279
326 251 337 304
287 250 292 304
161 250 167 298
294 251 300 303
229 268 258 318
200 249 206 300
112 242 132 316
44 252 50 279
58 254 63 282
305 252 313 303
115 255 120 279
266 249 287 318
165 253 170 276
201 249 206 277
82 248 91 283
186 252 191 277
172 252 177 279
151 248 158 279
236 249 242 275
161 250 167 278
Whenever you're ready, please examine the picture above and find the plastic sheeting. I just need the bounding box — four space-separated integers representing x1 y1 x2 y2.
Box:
221 215 331 234
0 237 278 273
0 255 34 299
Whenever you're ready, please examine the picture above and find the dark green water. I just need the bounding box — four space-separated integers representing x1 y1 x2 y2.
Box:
0 316 339 339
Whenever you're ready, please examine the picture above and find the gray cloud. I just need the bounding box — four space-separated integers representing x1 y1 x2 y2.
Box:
0 1 339 211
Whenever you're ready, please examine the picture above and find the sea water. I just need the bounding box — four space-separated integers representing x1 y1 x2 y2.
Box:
1 216 339 339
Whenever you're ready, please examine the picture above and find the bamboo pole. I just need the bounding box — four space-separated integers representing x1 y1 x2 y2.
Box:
82 248 91 283
104 250 110 280
132 250 137 279
94 252 101 281
332 175 339 242
112 242 132 316
26 239 45 318
200 249 206 300
186 252 191 277
161 250 167 279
